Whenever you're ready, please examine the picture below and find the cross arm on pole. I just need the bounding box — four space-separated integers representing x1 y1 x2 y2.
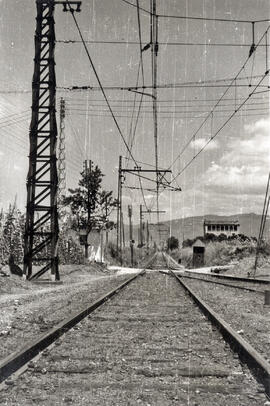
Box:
54 1 81 12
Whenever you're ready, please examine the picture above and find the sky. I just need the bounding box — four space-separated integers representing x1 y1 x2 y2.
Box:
0 0 270 225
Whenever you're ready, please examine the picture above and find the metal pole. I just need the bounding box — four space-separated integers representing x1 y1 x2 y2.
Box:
116 156 122 254
84 159 92 260
58 97 66 201
105 195 108 246
146 220 149 254
100 230 104 263
128 205 134 267
24 0 59 280
121 211 125 248
151 0 160 237
139 204 144 247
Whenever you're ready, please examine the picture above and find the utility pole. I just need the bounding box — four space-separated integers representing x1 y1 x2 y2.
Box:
139 204 143 247
128 205 134 267
105 195 109 247
151 0 160 232
146 220 149 254
24 0 81 281
121 211 125 248
58 97 66 201
83 159 92 259
117 155 123 256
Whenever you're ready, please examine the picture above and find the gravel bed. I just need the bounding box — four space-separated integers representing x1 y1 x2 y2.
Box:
181 277 270 362
1 273 268 405
0 272 129 363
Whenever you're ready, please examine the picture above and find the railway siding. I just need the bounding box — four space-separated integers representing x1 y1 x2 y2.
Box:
1 273 268 405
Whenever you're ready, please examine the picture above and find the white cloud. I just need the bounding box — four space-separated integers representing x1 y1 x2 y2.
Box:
204 118 270 195
190 137 219 151
144 194 155 200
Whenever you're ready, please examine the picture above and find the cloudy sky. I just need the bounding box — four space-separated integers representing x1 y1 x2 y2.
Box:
0 0 270 224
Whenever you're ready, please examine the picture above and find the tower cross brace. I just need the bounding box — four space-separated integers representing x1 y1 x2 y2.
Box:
23 0 81 281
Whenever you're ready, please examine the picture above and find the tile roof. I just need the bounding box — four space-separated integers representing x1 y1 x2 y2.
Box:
204 219 239 225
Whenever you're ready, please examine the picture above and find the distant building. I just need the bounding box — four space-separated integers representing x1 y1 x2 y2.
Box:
204 219 240 237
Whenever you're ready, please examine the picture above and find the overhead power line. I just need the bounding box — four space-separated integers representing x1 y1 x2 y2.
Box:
65 1 138 167
171 72 269 182
66 105 270 114
157 14 269 24
119 0 151 15
167 25 270 176
58 83 270 92
119 0 270 24
66 111 270 120
63 95 269 104
56 39 269 47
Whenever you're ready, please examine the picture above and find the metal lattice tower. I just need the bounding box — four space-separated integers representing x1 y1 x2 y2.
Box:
58 98 66 199
23 0 81 281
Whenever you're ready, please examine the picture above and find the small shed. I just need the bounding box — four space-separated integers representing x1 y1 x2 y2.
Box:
192 239 205 268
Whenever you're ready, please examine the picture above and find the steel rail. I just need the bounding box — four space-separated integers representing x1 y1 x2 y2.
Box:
162 252 184 270
185 270 270 284
0 271 145 384
181 274 263 294
170 271 270 396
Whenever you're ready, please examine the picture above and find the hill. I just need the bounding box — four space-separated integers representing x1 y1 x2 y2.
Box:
118 213 268 246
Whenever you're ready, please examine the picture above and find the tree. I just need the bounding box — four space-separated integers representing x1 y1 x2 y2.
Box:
167 236 179 250
2 203 24 264
62 162 117 258
63 163 117 231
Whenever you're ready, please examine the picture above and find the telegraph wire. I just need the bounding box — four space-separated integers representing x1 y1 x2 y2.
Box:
66 111 270 120
129 0 149 211
167 25 270 173
171 72 269 182
64 0 139 167
119 0 151 15
56 39 269 47
65 0 153 212
57 83 270 92
66 106 270 114
63 95 268 104
3 75 266 94
119 0 270 24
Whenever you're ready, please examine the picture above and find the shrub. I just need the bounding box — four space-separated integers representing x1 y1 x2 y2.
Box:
167 236 179 250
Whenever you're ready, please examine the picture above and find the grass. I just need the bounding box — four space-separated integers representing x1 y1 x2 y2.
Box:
169 237 270 274
105 242 156 267
105 238 270 278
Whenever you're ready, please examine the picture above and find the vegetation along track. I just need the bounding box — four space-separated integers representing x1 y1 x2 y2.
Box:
1 271 269 405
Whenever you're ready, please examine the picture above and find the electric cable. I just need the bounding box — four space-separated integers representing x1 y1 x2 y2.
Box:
167 26 270 175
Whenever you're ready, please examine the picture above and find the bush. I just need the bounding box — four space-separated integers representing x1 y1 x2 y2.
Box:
167 236 179 250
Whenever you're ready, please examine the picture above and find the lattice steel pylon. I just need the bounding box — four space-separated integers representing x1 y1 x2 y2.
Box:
23 0 81 281
58 98 66 200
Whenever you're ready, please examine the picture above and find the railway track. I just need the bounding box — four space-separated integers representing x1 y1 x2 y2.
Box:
180 273 266 294
0 264 269 405
185 270 270 285
144 251 182 270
